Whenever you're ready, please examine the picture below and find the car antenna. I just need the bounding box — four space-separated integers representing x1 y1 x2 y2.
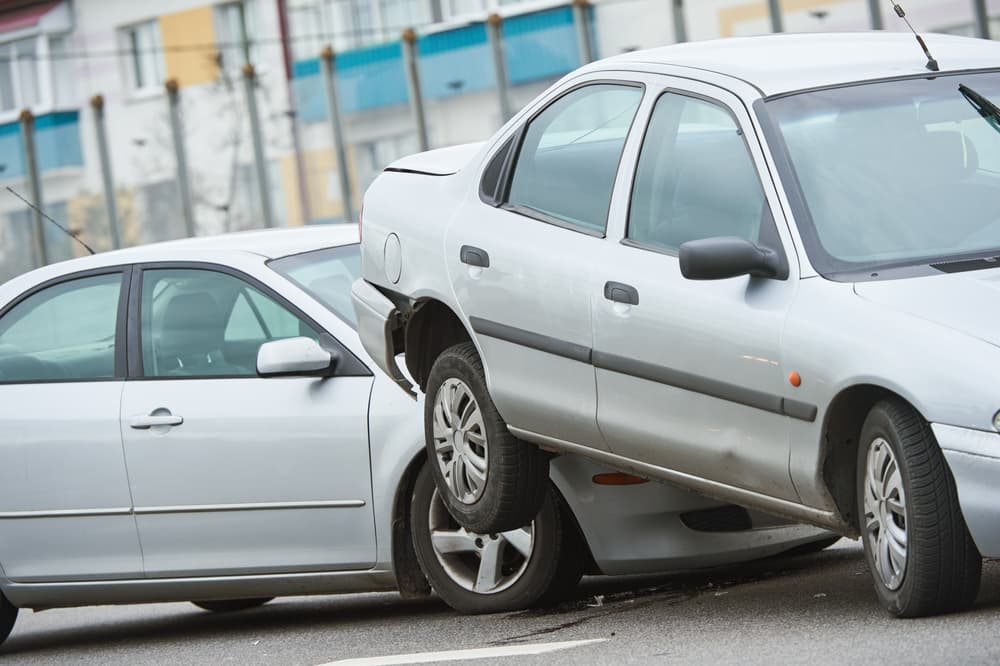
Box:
888 1 939 72
6 186 96 255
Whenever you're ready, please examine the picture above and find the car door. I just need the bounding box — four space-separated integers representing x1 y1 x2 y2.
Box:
592 83 805 501
120 263 376 577
0 268 142 581
448 80 645 450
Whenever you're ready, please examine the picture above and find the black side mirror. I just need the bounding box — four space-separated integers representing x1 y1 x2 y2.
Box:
679 236 788 281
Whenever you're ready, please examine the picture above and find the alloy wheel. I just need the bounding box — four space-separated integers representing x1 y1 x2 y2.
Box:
863 436 908 591
431 377 488 504
427 487 535 594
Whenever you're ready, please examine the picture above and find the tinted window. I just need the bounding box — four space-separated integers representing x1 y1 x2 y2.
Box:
628 94 772 253
507 84 643 233
766 72 1000 277
0 273 121 382
141 269 319 378
270 245 362 328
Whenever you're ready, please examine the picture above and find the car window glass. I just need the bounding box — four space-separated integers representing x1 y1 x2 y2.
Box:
628 94 772 253
269 244 362 328
141 268 319 378
507 84 643 233
0 273 121 382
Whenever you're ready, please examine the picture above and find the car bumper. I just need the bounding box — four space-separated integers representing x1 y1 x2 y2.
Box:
350 279 414 395
933 423 1000 558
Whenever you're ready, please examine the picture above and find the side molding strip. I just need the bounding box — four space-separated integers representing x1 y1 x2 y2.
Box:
134 500 366 515
469 317 816 423
469 316 592 364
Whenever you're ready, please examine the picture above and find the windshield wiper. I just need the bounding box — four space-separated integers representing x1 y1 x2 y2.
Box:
959 84 1000 134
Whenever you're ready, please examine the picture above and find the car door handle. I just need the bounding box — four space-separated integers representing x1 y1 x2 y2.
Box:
129 414 184 429
604 281 639 306
460 245 490 268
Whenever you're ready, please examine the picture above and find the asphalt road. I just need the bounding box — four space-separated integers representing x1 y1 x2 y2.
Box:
3 539 1000 665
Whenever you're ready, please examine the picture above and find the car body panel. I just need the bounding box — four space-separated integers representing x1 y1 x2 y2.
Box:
356 33 1000 551
0 382 143 582
934 423 1000 558
0 228 834 611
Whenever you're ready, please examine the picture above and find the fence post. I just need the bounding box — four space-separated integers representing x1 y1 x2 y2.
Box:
90 95 122 250
165 79 196 238
768 0 783 33
402 28 429 152
320 46 356 225
672 0 688 43
242 64 276 228
487 14 514 123
572 0 594 64
867 0 883 30
19 110 47 267
973 0 990 39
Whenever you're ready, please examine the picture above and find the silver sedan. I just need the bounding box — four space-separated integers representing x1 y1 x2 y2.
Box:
0 226 831 647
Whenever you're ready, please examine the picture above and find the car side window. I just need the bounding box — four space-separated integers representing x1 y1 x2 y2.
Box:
141 268 320 378
628 93 775 253
506 84 643 234
0 273 122 383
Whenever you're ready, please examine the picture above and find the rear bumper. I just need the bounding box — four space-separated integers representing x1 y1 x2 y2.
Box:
350 279 414 396
933 423 1000 558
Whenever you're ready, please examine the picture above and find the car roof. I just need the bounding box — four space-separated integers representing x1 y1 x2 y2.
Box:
0 225 360 295
596 32 1000 97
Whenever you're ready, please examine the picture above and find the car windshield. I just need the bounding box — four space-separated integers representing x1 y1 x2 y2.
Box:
765 71 1000 279
269 243 361 328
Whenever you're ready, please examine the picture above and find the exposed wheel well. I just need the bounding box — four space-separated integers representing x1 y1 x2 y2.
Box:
404 299 473 391
820 384 916 536
390 453 431 599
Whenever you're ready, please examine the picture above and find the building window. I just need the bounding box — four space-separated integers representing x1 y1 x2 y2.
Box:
121 20 164 93
0 38 41 113
215 1 260 72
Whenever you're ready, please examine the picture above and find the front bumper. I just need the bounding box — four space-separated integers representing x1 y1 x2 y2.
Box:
933 423 1000 558
350 279 414 396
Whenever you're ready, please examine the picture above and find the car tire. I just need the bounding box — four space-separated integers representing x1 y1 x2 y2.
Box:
410 463 563 614
536 506 587 605
0 592 17 646
191 598 273 613
857 398 982 617
424 341 549 534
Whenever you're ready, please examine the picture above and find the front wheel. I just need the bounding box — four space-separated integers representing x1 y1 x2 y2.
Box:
424 342 549 534
410 464 564 614
857 399 982 617
191 598 273 613
0 592 17 647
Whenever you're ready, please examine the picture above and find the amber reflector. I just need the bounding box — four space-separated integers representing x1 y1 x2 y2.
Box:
592 472 649 485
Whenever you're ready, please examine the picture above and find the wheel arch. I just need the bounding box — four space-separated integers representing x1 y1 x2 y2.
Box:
389 451 432 599
819 383 926 535
404 298 473 392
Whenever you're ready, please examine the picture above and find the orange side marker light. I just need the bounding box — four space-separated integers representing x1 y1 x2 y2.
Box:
788 371 802 387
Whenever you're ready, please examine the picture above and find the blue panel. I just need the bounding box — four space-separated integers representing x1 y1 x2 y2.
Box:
290 5 582 118
505 6 580 84
293 42 408 120
417 23 493 99
0 111 82 179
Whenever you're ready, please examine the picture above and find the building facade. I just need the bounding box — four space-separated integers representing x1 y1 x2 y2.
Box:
0 0 997 280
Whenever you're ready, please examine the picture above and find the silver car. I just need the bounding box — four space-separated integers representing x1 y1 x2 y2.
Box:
0 226 829 648
353 32 1000 618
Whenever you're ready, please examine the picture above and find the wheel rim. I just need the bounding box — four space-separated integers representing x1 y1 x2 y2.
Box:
428 487 534 594
863 436 908 591
431 378 488 504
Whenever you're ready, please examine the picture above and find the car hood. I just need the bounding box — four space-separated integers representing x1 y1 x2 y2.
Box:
384 141 486 176
853 267 1000 348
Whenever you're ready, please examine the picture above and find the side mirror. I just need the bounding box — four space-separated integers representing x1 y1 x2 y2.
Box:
257 337 338 377
679 236 787 281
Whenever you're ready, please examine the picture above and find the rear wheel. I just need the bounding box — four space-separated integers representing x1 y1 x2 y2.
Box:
410 464 563 614
857 399 981 617
191 598 273 613
424 342 549 534
0 592 17 646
